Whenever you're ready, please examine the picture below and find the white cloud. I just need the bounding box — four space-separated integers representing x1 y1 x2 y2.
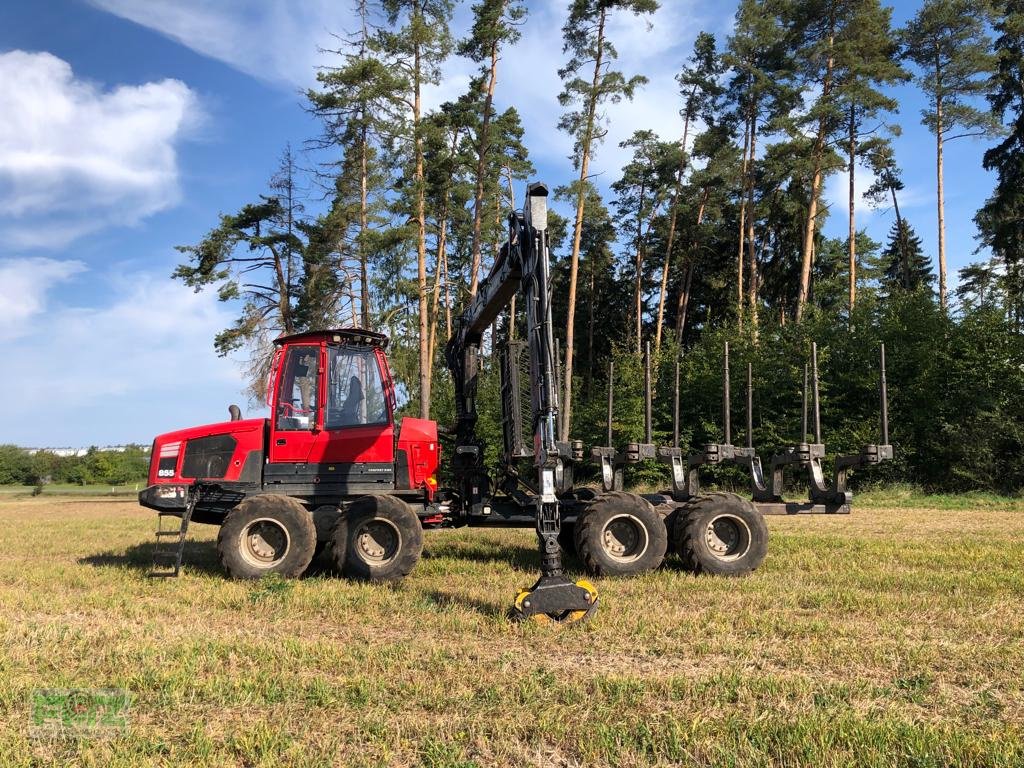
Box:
86 0 341 88
3 261 247 444
0 257 86 340
0 51 198 248
85 0 727 206
823 165 879 225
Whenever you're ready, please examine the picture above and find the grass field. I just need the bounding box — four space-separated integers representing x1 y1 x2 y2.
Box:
0 494 1021 767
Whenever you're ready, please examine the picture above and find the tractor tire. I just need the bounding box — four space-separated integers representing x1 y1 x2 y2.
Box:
333 495 422 582
217 494 317 579
574 491 667 577
674 492 768 576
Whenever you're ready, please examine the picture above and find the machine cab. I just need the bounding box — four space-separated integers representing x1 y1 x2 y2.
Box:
268 329 396 467
265 329 439 498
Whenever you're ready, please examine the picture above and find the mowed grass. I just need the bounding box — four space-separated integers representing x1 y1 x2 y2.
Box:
0 496 1021 767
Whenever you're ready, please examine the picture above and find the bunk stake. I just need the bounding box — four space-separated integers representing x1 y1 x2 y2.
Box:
607 361 614 447
802 363 809 443
811 342 822 444
723 341 732 445
673 356 681 448
644 341 653 445
880 342 889 445
746 361 754 449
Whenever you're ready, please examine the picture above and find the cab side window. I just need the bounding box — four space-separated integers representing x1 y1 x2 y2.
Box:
275 346 319 430
326 345 388 429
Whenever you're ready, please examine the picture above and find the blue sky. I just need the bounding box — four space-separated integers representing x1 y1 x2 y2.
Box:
0 0 996 447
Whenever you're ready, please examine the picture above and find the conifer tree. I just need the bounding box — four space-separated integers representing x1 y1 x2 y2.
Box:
378 0 453 418
308 0 406 329
458 0 526 297
655 32 724 352
726 0 791 329
833 0 906 311
901 0 999 311
873 218 934 294
557 0 658 440
175 148 345 397
611 130 678 351
976 1 1024 305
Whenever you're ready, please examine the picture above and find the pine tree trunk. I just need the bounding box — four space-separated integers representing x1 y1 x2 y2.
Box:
936 93 947 310
427 197 450 385
674 188 708 341
736 116 750 329
654 102 694 353
632 180 647 353
468 27 503 298
746 115 758 336
560 8 606 441
890 185 910 289
414 41 429 419
847 105 857 312
359 122 371 328
796 31 834 322
442 246 452 339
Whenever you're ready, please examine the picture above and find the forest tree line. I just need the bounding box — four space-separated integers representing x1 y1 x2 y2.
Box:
175 0 1024 493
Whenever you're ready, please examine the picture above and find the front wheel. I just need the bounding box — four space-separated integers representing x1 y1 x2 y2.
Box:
333 495 423 582
217 494 317 579
674 492 768 576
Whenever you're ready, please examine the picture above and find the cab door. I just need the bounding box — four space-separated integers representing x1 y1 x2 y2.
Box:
311 344 394 469
268 343 323 464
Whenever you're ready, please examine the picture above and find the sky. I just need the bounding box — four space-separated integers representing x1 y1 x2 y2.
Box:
0 0 997 447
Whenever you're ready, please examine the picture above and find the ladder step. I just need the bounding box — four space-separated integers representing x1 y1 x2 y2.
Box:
155 530 184 537
147 570 179 578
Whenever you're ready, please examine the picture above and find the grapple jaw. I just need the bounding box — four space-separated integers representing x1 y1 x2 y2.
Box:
513 574 598 625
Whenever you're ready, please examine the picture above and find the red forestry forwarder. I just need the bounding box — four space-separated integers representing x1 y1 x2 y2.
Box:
141 182 892 624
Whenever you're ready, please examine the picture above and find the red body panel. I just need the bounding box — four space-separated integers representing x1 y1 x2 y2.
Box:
148 419 265 486
397 417 440 498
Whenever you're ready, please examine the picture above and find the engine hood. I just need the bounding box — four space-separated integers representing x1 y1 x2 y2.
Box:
154 418 265 444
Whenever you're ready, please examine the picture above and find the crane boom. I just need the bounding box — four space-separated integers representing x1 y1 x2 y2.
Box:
445 182 598 623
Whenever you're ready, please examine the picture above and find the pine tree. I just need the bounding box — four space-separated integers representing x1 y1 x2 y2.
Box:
378 0 453 418
833 0 906 312
655 32 724 352
556 0 658 440
174 148 345 398
611 130 678 352
672 121 742 340
308 0 407 329
726 0 792 330
975 0 1024 319
901 0 1000 311
458 0 526 297
788 0 856 322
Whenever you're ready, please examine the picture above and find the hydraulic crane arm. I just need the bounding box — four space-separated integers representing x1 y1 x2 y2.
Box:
445 182 597 624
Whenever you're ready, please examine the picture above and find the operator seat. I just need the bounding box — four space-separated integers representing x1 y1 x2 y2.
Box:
338 376 363 425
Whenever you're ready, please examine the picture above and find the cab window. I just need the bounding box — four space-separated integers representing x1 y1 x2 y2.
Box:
326 345 388 429
275 345 319 430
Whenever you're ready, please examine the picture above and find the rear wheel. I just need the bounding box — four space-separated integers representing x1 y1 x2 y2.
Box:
217 494 316 579
333 495 423 582
674 492 768 576
574 491 667 577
